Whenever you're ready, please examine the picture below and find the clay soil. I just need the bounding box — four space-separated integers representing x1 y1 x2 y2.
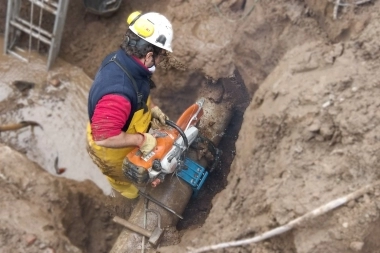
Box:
2 0 380 253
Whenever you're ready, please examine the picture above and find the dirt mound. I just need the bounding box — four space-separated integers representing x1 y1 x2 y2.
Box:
56 0 371 119
159 4 380 252
0 143 137 253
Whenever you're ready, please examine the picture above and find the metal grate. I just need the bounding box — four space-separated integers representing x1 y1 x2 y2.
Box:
4 0 69 70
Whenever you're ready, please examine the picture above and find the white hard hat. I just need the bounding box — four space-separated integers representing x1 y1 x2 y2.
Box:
127 11 173 52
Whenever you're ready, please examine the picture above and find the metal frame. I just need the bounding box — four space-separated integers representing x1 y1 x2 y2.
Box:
4 0 69 70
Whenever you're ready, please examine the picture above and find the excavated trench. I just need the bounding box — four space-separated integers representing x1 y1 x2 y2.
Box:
0 39 250 251
176 70 251 231
1 0 378 252
0 2 330 252
109 69 251 252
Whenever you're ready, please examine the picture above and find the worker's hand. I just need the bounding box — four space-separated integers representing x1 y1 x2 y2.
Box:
139 133 157 156
151 106 169 125
150 118 164 130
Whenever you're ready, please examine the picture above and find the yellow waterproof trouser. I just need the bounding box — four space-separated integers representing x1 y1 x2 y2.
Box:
87 124 139 199
86 97 152 199
106 176 139 199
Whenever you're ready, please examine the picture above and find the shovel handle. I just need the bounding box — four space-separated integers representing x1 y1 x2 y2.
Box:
113 216 151 238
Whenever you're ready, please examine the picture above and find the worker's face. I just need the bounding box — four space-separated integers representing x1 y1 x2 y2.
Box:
144 52 155 68
144 50 168 68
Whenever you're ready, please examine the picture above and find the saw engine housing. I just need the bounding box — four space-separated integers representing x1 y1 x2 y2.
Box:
123 99 205 187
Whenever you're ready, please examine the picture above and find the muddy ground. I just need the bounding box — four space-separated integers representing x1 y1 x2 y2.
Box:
1 0 380 252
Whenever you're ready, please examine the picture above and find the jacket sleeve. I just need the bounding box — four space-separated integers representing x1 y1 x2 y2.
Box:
90 94 131 141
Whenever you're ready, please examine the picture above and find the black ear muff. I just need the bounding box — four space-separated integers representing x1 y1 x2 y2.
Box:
128 37 149 48
155 35 166 46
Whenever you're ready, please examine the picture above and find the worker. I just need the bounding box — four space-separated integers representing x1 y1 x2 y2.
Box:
86 11 173 199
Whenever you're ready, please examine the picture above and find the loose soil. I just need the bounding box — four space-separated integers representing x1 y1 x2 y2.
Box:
1 0 380 253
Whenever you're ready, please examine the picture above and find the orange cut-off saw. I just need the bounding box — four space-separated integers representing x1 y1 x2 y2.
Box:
123 98 208 187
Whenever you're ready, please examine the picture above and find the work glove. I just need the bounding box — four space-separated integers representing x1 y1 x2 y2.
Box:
139 133 157 156
151 106 169 125
150 118 165 130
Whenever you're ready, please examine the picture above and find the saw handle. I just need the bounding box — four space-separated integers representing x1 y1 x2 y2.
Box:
165 119 189 149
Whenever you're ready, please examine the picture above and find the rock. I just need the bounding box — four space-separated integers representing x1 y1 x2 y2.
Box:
336 77 353 92
49 78 61 87
308 120 321 132
320 122 335 140
322 100 332 108
315 135 325 142
24 233 37 246
39 243 47 249
349 241 364 252
47 73 70 87
229 0 246 12
291 60 319 74
347 200 355 208
294 145 303 153
303 131 315 141
44 247 55 253
328 229 342 240
106 232 114 241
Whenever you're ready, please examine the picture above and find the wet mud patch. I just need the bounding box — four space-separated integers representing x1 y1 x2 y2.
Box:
0 49 112 194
